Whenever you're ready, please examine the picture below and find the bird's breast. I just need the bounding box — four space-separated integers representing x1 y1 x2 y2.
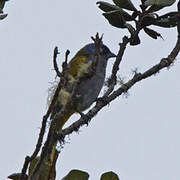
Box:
75 71 105 112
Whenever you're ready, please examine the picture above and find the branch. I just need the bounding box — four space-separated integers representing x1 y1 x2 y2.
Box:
53 47 62 78
56 34 180 144
104 36 129 96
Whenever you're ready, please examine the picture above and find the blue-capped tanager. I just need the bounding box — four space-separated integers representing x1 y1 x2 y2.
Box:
32 43 116 179
50 43 116 131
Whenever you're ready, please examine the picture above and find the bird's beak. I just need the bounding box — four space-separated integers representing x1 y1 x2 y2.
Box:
109 52 117 58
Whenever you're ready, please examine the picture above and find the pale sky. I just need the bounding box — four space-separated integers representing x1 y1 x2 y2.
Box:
1 0 180 179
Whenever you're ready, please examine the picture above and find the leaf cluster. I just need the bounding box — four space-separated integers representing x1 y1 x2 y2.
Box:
97 0 179 45
62 170 119 180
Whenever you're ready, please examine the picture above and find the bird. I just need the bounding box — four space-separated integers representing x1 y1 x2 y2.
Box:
50 42 116 131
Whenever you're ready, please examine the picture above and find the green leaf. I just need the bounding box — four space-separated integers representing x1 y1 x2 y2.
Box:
145 0 176 7
28 157 40 176
103 10 126 28
153 16 178 28
140 14 156 28
8 173 28 180
62 169 89 180
97 1 134 21
100 171 119 180
96 1 121 12
112 0 137 11
102 8 134 28
146 0 176 13
159 11 178 19
158 12 180 27
144 27 162 39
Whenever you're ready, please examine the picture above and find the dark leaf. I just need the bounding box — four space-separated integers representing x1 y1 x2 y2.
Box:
100 171 119 180
159 11 178 19
112 0 137 11
145 0 176 7
103 10 126 28
117 9 134 21
97 1 134 21
154 11 180 28
62 169 89 180
153 16 178 28
140 14 156 28
144 27 162 39
96 1 121 12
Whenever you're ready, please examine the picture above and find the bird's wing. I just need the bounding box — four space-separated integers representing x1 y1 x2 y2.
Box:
69 54 94 79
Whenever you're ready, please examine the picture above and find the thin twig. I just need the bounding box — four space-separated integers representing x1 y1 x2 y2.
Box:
104 36 129 97
62 49 70 71
65 50 70 64
53 47 62 78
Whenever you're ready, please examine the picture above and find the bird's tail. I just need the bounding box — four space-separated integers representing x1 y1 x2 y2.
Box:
47 109 75 178
55 108 75 131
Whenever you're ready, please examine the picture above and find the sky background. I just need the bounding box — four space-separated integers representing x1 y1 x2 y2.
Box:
1 0 180 179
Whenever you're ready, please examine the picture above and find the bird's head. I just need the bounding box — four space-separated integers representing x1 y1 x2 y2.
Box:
78 43 116 59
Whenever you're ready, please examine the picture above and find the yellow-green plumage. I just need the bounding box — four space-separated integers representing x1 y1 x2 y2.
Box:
69 49 90 77
49 49 93 129
50 43 116 128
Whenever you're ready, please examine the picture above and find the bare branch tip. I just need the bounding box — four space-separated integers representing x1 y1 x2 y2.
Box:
96 32 99 39
100 33 104 41
54 46 59 54
91 36 95 41
91 32 104 44
65 49 70 64
65 49 70 56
